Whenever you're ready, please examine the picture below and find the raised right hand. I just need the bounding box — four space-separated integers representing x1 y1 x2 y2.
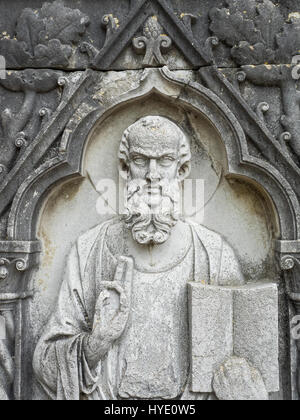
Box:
84 256 133 368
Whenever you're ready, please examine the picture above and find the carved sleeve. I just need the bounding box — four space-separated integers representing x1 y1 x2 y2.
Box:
32 245 99 400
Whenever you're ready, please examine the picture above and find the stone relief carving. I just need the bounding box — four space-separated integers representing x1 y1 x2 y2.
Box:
0 258 28 279
0 240 40 400
209 0 285 66
0 71 91 216
179 13 197 37
240 65 300 162
81 9 180 69
0 0 299 401
0 69 60 176
80 14 120 63
0 63 294 400
277 242 300 397
132 16 172 65
208 1 300 162
1 0 300 70
32 117 274 400
0 0 89 68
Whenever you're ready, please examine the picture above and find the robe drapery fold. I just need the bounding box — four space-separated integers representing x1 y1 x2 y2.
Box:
33 218 244 400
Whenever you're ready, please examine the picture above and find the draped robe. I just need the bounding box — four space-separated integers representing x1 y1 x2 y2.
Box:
33 218 244 400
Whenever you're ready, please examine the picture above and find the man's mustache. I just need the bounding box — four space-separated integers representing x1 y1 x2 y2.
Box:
126 179 180 203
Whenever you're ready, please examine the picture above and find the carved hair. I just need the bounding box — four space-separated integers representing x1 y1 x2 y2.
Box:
119 116 191 178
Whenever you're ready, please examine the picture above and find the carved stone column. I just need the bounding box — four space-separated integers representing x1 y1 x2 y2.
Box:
0 241 40 400
276 240 300 400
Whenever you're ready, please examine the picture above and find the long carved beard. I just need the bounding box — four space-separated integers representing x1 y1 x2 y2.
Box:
124 178 180 245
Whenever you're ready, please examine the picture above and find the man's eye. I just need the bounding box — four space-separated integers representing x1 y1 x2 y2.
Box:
133 157 146 165
159 157 175 166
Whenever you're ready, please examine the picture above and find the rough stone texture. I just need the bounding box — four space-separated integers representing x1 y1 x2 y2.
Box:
189 283 279 395
189 283 233 393
233 283 279 393
0 0 299 401
213 357 269 401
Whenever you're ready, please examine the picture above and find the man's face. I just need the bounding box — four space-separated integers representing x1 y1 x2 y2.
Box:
127 131 180 207
122 117 187 245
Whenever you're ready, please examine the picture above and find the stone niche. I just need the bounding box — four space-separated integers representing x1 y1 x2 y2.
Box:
1 0 300 402
27 88 280 399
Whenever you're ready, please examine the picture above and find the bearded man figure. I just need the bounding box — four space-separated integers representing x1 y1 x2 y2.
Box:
33 116 267 400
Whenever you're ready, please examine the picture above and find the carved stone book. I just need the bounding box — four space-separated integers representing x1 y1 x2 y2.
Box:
189 283 279 394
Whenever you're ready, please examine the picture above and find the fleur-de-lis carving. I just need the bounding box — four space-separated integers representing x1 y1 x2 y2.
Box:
133 16 172 66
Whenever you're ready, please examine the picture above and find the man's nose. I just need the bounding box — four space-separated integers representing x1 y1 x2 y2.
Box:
146 159 161 182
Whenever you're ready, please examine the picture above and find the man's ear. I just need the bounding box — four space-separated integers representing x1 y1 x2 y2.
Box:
178 161 191 181
119 160 129 180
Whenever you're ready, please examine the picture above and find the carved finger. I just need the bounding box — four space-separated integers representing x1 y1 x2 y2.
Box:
119 256 134 299
118 256 134 278
113 284 129 315
93 288 111 327
113 258 126 283
99 282 129 315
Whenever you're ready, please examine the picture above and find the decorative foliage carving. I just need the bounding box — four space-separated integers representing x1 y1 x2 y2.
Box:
241 64 300 161
210 1 300 67
203 37 220 64
80 14 120 62
132 16 172 66
276 14 300 64
207 1 300 163
102 14 120 49
179 13 197 36
39 108 53 126
0 71 93 216
209 0 284 65
0 70 60 177
0 0 90 68
207 2 300 165
256 101 269 122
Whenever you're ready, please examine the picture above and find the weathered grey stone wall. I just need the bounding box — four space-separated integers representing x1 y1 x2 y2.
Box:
0 0 299 401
